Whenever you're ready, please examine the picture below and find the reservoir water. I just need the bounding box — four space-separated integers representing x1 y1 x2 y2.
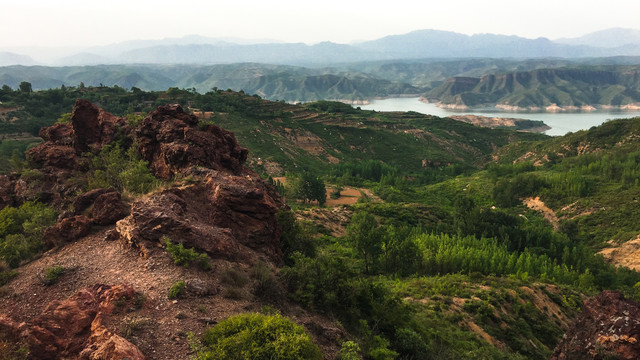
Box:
359 98 640 136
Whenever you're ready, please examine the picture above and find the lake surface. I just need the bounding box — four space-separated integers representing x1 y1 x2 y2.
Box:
359 98 640 136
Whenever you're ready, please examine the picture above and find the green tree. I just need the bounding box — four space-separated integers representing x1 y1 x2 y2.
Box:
290 172 326 205
18 81 32 93
346 212 382 274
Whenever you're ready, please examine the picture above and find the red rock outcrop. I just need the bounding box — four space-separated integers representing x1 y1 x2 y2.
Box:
39 122 73 145
27 143 79 170
20 99 131 209
71 99 129 154
43 215 93 247
0 284 144 360
116 167 284 261
73 188 128 225
551 290 640 360
135 104 247 179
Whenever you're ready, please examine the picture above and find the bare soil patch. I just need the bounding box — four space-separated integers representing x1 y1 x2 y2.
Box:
0 226 344 359
523 197 559 229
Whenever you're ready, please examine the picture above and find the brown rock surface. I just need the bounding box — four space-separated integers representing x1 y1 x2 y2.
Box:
551 290 640 360
74 188 117 214
73 188 128 225
92 191 128 225
116 167 284 261
135 104 247 179
0 284 144 360
27 143 79 170
39 122 73 145
71 99 129 154
43 215 93 247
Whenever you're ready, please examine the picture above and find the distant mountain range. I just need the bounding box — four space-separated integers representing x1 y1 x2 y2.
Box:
2 28 640 66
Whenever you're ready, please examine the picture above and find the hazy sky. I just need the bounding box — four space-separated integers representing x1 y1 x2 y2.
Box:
2 0 639 48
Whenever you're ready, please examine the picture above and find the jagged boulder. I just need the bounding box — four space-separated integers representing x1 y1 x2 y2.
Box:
116 167 284 261
92 191 128 225
551 290 640 360
43 215 93 247
0 284 144 360
71 99 129 154
73 188 128 225
27 143 79 170
39 122 73 145
135 104 248 179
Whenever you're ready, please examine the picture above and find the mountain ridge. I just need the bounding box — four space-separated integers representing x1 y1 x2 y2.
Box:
3 28 640 66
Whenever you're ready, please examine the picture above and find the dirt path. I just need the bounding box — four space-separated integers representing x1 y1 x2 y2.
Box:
523 197 559 229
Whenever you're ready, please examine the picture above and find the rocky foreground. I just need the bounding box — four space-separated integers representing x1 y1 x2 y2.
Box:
551 291 640 359
0 100 315 359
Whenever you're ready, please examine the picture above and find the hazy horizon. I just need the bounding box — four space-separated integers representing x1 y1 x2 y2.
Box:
3 0 640 49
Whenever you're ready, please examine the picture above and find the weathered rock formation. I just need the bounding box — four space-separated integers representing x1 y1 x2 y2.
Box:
0 284 145 360
73 188 128 226
551 290 640 360
70 99 130 154
43 215 93 247
114 103 285 261
135 104 247 179
3 97 285 257
7 99 131 210
116 166 284 261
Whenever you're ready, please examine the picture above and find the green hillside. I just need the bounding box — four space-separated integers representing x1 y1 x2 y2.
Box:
429 66 640 109
0 85 544 175
0 64 421 103
2 86 640 359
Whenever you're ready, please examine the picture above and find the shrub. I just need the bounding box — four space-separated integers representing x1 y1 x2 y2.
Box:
87 144 157 194
168 280 186 299
41 265 65 286
194 313 323 360
164 237 211 271
0 201 57 268
221 267 248 287
0 261 16 286
338 341 362 360
252 261 281 303
276 210 316 265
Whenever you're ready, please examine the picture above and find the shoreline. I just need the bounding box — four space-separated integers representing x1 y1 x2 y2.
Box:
418 97 640 113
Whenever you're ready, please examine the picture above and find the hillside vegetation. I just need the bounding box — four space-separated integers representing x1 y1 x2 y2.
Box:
3 58 640 106
428 66 640 109
2 86 640 359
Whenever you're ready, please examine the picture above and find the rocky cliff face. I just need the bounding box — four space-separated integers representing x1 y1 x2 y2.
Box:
551 290 640 360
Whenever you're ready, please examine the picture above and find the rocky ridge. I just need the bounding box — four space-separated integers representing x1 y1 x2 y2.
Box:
0 99 291 359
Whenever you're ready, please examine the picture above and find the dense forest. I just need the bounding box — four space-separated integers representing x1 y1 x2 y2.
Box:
2 85 640 359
